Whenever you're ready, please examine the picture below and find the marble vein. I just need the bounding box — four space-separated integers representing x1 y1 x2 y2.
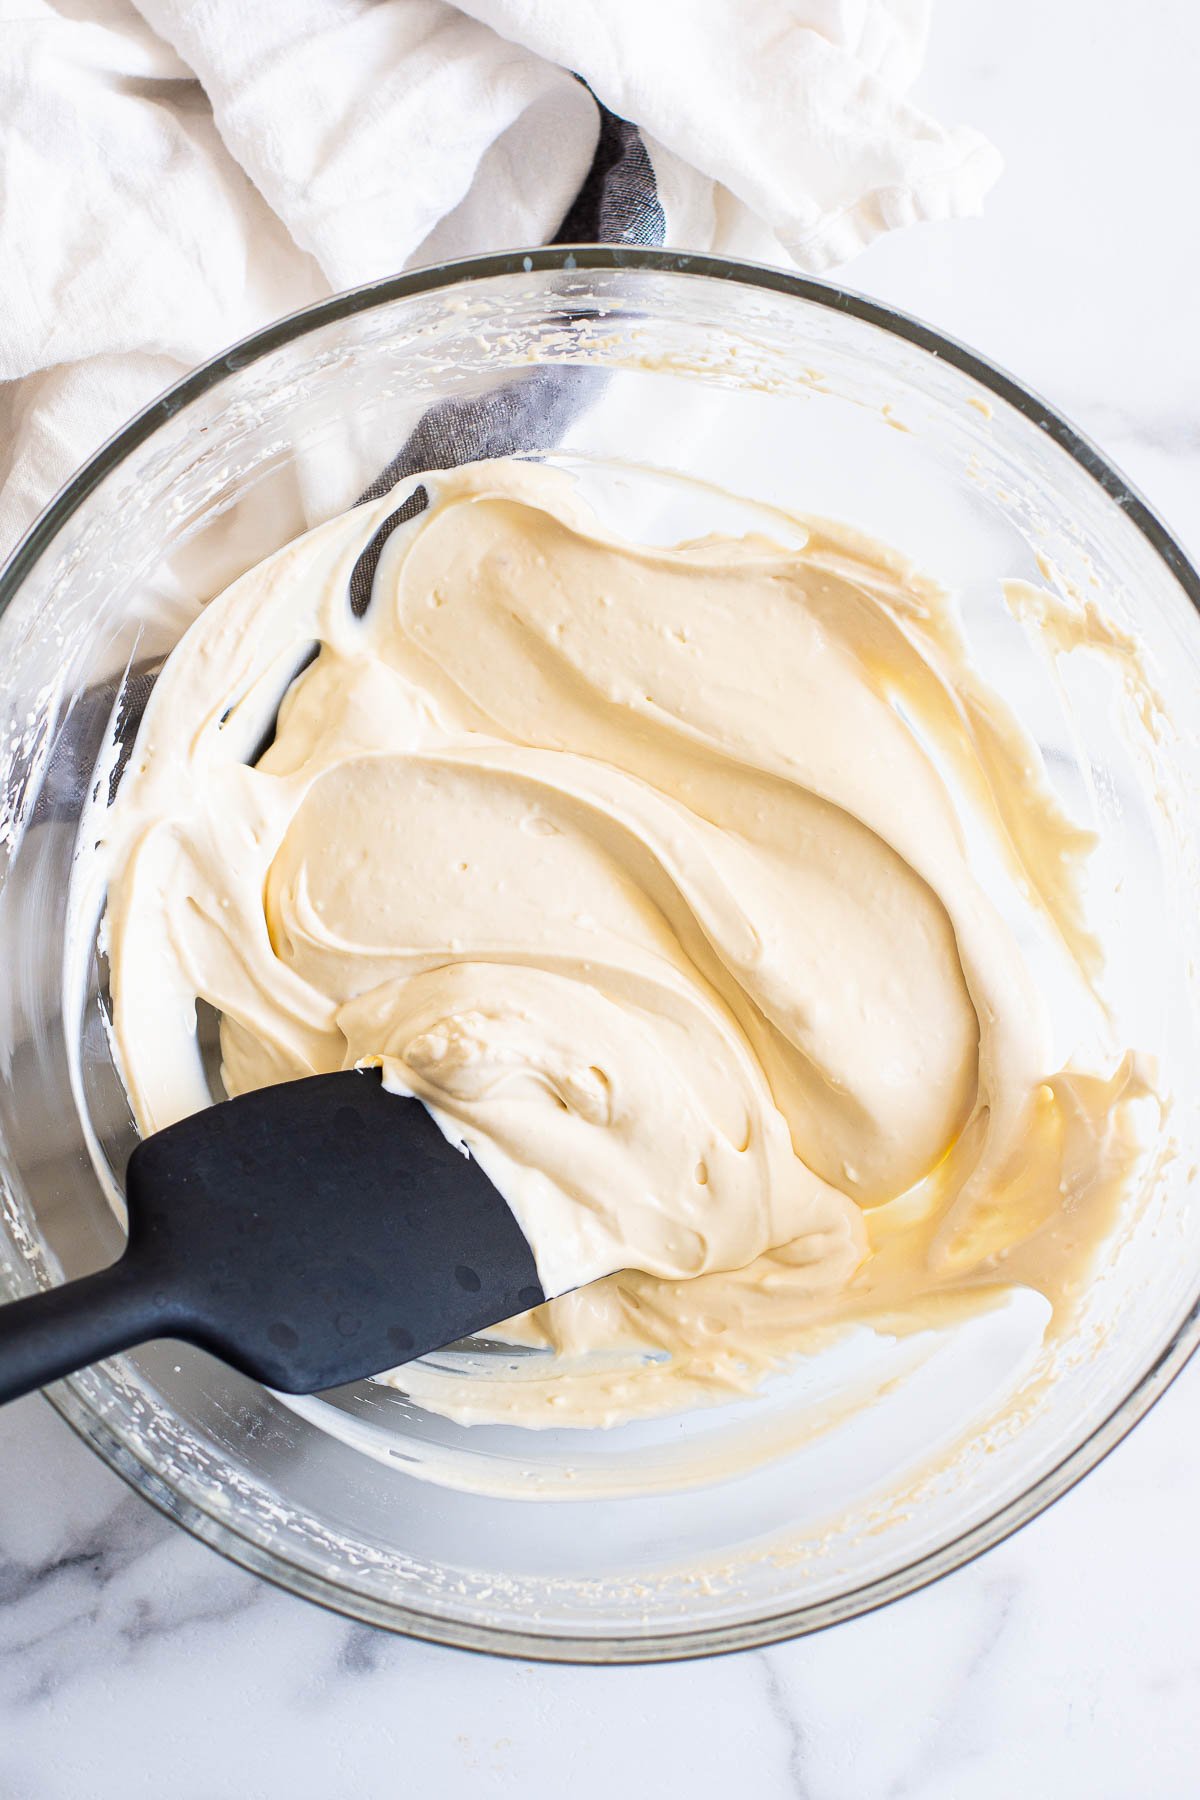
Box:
757 1650 812 1799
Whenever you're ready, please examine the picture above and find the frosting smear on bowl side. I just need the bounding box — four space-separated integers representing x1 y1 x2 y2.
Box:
102 458 1156 1427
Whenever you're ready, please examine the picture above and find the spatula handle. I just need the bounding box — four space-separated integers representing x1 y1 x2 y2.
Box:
0 1256 174 1407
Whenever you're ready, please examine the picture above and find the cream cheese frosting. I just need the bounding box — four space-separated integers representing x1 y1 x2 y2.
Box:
101 458 1155 1427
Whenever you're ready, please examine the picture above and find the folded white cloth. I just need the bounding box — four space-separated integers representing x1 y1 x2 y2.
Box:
0 0 1000 558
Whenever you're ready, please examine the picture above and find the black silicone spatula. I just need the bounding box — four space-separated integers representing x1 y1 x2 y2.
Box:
0 1069 558 1407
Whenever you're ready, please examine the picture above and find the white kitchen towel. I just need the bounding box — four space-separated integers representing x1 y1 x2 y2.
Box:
0 0 1001 559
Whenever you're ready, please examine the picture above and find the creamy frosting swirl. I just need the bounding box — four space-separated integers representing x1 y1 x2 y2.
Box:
103 459 1153 1426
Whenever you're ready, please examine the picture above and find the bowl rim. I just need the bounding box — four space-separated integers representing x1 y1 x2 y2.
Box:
4 243 1200 1664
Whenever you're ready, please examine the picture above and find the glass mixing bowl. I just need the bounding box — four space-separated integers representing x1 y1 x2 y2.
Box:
2 248 1199 1662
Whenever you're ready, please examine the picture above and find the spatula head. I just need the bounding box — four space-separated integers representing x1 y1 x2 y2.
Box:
123 1070 547 1392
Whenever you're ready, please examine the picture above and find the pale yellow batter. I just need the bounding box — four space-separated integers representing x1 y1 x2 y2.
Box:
102 459 1154 1427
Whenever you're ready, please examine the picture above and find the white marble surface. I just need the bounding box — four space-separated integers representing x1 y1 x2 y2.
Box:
4 3 1200 1793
